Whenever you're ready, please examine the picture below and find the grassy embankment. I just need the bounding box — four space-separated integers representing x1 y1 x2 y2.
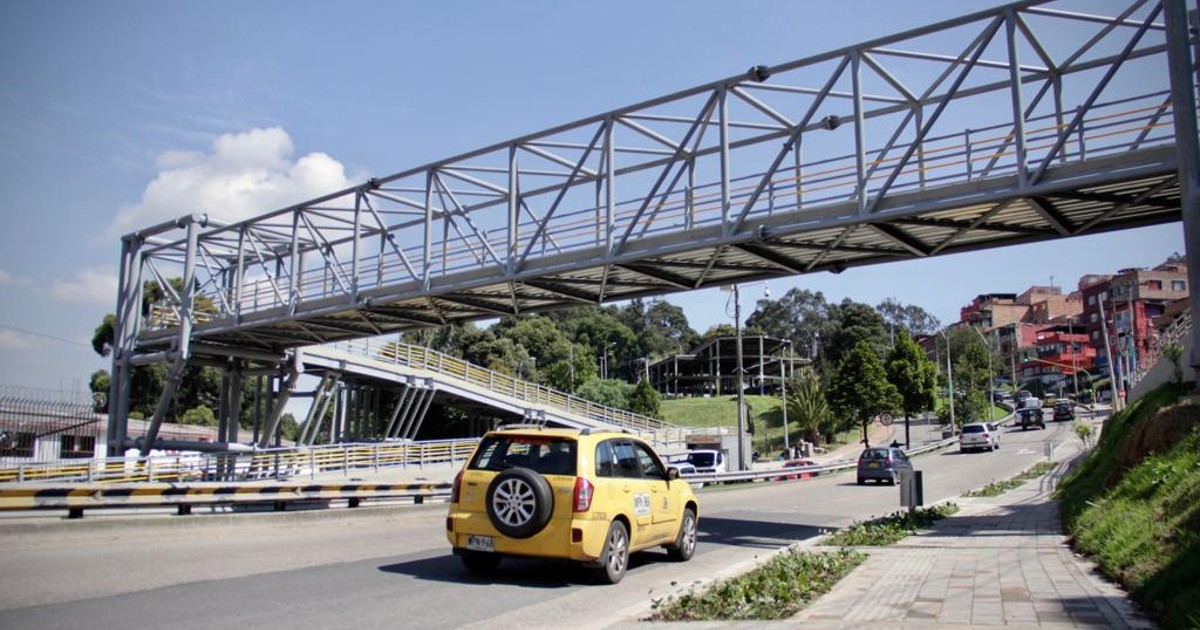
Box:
659 395 858 457
1056 383 1200 630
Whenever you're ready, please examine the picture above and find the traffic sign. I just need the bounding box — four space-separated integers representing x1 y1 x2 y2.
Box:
878 413 894 426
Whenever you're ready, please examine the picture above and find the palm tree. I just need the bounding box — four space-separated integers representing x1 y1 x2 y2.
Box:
786 369 832 445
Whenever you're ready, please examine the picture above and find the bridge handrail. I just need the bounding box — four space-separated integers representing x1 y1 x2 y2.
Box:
136 89 1178 327
327 337 673 433
0 437 481 485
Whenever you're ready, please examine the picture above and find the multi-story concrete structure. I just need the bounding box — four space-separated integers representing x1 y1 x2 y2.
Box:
1020 324 1096 393
1079 260 1189 393
959 293 1026 329
646 336 801 397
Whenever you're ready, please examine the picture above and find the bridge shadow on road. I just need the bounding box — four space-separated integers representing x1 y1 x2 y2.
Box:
697 516 824 549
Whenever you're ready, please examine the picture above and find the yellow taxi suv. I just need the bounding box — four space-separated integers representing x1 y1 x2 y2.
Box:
445 426 700 584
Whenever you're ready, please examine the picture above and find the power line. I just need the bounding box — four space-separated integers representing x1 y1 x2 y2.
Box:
0 323 90 348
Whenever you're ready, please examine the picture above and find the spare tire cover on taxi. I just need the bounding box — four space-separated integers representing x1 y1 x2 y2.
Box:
486 467 554 539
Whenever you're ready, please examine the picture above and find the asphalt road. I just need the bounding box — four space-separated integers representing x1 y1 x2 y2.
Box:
0 415 1092 630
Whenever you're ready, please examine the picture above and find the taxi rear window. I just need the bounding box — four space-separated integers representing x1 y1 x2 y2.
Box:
471 436 577 475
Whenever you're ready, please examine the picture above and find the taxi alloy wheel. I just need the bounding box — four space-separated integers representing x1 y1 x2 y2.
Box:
597 520 630 585
667 508 697 561
485 467 553 539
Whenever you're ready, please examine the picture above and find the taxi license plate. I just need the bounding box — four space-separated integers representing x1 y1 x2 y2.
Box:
869 462 880 469
467 535 494 552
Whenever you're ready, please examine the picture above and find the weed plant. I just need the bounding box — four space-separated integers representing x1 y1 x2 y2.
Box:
823 503 959 546
648 548 865 621
963 461 1055 497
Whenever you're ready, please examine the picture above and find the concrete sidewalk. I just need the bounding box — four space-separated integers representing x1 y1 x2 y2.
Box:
786 462 1154 629
620 437 1155 629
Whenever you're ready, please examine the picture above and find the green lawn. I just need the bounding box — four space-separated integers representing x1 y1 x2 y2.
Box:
661 394 860 457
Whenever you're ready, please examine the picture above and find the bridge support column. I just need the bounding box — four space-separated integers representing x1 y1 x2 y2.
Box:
258 367 300 449
1165 0 1200 391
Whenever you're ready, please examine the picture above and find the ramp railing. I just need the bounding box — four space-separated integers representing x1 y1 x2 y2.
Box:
324 337 674 435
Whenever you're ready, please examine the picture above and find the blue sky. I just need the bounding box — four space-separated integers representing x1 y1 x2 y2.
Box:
0 0 1184 393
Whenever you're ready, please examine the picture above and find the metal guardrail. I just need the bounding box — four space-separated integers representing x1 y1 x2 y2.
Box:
682 411 1016 486
0 438 480 484
0 413 1022 517
328 337 673 434
0 480 452 519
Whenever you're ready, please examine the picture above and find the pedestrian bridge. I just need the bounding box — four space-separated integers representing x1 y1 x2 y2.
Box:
107 0 1196 450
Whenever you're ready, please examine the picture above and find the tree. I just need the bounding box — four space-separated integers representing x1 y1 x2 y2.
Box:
827 340 902 447
277 413 300 442
633 299 697 360
92 314 117 357
886 330 937 446
180 405 217 427
628 378 661 418
575 378 634 410
785 368 833 444
565 310 637 379
698 324 737 345
875 298 940 338
745 288 835 358
824 300 890 367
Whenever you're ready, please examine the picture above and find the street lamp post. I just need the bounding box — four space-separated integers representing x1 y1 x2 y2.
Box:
938 330 955 427
780 340 790 454
602 342 616 380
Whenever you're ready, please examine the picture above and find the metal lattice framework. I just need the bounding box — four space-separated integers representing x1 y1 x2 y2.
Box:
110 0 1200 452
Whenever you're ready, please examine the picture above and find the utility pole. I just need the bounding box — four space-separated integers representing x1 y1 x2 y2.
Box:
1098 296 1121 409
939 329 955 427
734 284 747 471
1070 326 1080 400
1010 324 1018 389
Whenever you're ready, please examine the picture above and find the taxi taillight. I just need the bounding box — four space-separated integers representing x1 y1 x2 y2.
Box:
450 469 464 504
573 476 594 512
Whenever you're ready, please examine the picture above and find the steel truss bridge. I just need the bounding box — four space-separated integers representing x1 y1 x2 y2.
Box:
108 0 1200 454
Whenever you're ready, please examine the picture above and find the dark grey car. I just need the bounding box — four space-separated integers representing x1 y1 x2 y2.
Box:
856 446 912 485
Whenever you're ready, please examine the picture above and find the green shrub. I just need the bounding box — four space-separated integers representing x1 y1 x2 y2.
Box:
649 548 865 621
824 503 958 546
963 461 1055 497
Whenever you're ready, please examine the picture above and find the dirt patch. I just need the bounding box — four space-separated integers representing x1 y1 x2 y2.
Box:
1111 401 1200 487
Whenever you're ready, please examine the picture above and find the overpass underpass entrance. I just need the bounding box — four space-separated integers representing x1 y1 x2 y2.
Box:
107 0 1200 454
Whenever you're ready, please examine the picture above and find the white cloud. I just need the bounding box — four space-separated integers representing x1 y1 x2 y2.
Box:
0 329 41 352
50 266 119 307
0 269 33 287
111 127 353 235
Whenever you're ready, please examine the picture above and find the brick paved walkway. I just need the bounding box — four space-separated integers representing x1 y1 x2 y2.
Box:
787 463 1155 629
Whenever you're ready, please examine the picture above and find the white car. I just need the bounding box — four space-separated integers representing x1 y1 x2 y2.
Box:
959 422 1000 452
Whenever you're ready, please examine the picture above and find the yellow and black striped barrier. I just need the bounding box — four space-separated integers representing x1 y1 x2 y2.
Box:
0 481 452 519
